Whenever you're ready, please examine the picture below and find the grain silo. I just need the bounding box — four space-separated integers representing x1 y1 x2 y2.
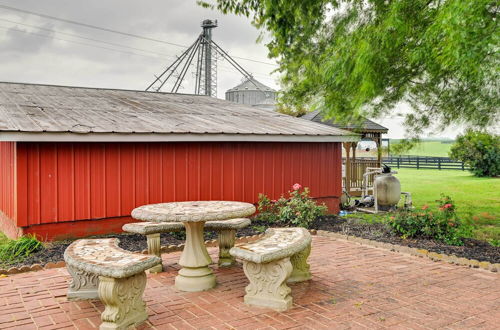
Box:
225 78 276 110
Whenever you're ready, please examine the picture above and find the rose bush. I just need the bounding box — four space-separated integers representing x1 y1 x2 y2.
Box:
387 195 472 245
257 184 327 228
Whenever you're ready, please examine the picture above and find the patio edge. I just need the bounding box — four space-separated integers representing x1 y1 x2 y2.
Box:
314 230 499 273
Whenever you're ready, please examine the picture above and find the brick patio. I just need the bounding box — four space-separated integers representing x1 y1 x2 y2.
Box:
0 235 499 329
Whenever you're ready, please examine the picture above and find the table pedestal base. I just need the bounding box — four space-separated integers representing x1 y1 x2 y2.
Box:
175 267 216 292
175 221 216 292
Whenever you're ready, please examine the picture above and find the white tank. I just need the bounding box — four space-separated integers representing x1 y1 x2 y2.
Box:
374 173 401 210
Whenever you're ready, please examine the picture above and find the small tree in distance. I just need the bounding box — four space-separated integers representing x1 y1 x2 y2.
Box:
449 130 500 177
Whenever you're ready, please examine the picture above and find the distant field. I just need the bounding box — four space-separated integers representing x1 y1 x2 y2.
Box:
396 168 500 242
394 141 453 157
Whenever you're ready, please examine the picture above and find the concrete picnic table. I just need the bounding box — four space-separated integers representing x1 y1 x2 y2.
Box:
131 201 256 291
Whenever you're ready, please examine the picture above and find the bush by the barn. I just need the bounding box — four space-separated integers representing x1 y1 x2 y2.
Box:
256 184 327 228
450 130 500 177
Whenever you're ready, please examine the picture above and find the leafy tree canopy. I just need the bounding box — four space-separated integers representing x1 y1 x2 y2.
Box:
450 130 500 177
200 0 499 136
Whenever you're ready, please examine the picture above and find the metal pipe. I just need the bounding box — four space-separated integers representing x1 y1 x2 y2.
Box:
145 37 199 91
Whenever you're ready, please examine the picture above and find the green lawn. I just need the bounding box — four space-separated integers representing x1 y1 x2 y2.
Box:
396 168 500 242
399 141 453 157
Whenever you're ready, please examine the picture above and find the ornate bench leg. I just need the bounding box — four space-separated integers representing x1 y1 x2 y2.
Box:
98 272 148 330
288 243 312 283
66 265 99 300
242 258 293 311
146 233 163 273
218 229 236 267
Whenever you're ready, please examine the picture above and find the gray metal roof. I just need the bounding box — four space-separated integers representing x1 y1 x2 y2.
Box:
0 82 358 142
301 110 388 133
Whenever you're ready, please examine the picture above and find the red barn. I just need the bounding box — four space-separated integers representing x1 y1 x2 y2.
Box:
0 82 357 240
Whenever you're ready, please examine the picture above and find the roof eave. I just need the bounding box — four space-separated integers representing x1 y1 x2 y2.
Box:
0 132 360 143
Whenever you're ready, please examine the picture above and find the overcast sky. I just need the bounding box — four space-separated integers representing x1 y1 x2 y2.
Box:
0 0 465 139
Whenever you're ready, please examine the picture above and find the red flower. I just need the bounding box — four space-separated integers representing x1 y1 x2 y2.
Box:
292 183 302 191
421 205 429 210
443 203 452 209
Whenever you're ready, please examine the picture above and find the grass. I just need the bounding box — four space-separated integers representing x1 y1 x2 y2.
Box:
396 168 499 242
398 141 453 157
0 233 44 268
346 168 499 243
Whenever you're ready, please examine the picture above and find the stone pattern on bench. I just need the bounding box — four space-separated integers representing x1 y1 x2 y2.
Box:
205 218 251 230
64 238 161 330
230 228 312 312
131 201 256 222
230 227 311 263
64 238 160 279
122 222 184 235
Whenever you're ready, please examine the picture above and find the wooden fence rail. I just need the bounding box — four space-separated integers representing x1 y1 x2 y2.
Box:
381 155 467 170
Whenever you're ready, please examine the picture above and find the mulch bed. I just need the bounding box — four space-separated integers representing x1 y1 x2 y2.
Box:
2 216 499 269
309 216 500 264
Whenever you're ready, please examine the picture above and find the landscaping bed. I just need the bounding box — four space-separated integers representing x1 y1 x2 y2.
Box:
309 216 500 264
2 215 499 270
3 233 184 269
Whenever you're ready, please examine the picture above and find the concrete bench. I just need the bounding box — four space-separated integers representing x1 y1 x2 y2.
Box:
122 218 251 272
229 227 312 311
64 238 161 330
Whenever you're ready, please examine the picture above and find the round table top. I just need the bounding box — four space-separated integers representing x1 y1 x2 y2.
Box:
131 201 256 223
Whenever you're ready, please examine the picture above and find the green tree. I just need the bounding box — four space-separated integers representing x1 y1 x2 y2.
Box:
200 0 499 136
450 130 500 177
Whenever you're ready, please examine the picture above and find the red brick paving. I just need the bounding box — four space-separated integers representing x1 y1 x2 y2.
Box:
0 235 499 329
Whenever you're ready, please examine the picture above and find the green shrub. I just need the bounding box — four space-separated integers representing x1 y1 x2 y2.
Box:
0 234 43 266
450 130 500 177
257 184 327 228
387 195 472 245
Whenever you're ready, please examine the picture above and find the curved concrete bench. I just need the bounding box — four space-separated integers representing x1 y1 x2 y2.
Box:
123 218 251 271
64 238 161 330
229 227 312 311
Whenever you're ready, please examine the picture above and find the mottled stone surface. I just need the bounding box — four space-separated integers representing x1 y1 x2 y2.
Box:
230 228 312 311
205 218 251 230
99 273 148 330
130 202 255 291
131 201 256 223
123 222 184 235
124 218 251 270
64 238 161 279
230 228 312 264
243 257 293 311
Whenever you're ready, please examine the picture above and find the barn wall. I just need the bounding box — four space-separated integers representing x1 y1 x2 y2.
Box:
16 142 342 237
0 142 16 219
0 142 19 238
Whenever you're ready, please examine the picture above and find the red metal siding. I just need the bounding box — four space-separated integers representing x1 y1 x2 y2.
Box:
0 142 16 221
16 142 342 228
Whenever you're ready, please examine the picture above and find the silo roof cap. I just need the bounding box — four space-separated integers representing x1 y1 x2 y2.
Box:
227 78 276 93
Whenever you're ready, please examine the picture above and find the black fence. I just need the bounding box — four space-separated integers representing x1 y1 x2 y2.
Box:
381 155 468 170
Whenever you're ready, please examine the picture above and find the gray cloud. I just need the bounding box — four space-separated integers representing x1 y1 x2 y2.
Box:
0 22 55 52
0 0 277 94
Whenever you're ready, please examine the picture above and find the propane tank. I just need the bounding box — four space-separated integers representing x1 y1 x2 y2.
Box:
374 165 401 211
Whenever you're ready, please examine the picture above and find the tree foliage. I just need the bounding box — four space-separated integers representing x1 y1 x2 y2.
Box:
450 130 500 177
200 0 499 135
